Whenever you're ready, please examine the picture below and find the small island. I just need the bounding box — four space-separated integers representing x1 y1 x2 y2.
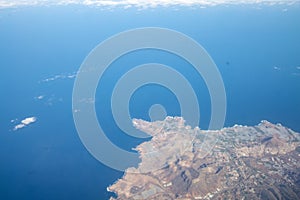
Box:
109 117 300 199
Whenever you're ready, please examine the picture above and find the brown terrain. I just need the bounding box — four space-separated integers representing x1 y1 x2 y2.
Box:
108 117 300 200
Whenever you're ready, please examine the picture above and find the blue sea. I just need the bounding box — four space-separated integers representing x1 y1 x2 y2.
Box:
1 3 300 200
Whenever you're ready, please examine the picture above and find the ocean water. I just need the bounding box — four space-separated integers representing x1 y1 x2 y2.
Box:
1 4 300 200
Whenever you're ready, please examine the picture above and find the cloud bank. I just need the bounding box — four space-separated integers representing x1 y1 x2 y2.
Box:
0 0 298 9
13 116 37 131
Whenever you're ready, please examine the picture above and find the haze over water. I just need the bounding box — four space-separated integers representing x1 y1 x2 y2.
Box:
0 1 300 199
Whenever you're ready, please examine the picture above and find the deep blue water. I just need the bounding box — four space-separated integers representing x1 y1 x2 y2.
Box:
1 4 300 200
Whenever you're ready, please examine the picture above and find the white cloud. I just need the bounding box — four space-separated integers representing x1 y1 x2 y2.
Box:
14 124 25 130
73 109 80 113
40 71 77 83
34 95 45 100
13 116 37 131
21 117 36 125
0 0 298 9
